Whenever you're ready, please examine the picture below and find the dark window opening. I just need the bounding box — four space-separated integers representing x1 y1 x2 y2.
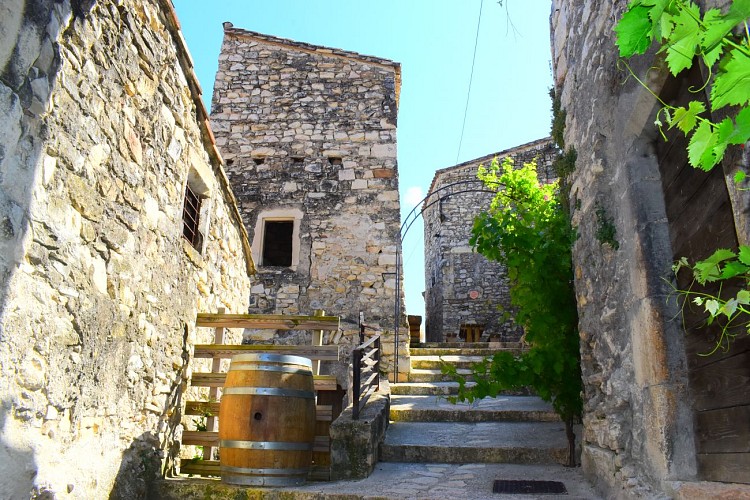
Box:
328 157 342 166
253 157 265 165
182 184 203 251
262 221 294 267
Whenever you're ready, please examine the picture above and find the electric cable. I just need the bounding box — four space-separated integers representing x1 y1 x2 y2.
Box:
455 0 484 164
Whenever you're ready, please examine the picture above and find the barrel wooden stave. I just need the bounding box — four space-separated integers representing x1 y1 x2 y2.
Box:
219 354 316 486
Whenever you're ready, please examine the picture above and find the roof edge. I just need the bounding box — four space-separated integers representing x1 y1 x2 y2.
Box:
160 0 256 276
221 23 402 108
222 22 402 70
426 137 556 197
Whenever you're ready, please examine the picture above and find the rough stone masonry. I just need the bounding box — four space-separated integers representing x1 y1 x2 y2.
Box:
551 1 750 498
211 25 409 380
423 138 557 343
0 1 253 498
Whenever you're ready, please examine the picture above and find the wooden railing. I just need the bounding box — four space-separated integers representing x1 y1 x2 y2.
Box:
180 311 342 480
352 314 381 420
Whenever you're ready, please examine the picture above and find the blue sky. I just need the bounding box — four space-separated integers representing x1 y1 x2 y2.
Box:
172 0 554 322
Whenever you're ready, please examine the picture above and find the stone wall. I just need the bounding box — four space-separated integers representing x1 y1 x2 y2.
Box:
0 1 253 498
551 1 748 497
211 25 408 380
423 138 557 342
329 382 390 480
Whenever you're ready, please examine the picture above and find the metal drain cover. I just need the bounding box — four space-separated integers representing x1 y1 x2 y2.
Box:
492 480 568 495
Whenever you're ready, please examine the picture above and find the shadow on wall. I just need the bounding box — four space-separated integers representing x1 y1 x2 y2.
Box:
0 399 38 498
109 325 190 500
0 1 65 495
0 0 68 318
108 432 162 500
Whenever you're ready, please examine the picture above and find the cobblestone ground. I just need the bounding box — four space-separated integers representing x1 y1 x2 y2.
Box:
160 462 602 499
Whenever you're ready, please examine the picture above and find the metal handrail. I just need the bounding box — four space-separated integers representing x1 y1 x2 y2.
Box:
353 313 381 419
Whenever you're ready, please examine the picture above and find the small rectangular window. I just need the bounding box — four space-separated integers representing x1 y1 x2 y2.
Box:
262 221 294 267
182 184 203 251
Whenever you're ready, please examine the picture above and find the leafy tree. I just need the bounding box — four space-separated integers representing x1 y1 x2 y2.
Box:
443 157 582 466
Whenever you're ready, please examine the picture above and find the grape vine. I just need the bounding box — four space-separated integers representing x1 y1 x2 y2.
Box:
616 0 750 353
671 246 750 354
615 0 750 177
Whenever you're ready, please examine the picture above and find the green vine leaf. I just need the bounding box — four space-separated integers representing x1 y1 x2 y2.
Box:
644 0 673 39
687 120 719 170
663 2 702 75
615 3 655 57
728 106 750 145
694 247 737 283
738 289 750 305
670 100 705 134
711 49 750 110
705 299 720 316
721 260 750 279
739 245 750 266
722 298 739 318
701 9 735 57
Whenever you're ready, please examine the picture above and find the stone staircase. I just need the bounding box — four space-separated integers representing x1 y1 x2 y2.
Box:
383 341 573 466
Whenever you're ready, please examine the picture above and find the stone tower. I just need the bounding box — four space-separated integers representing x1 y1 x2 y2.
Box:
211 24 408 377
423 138 556 342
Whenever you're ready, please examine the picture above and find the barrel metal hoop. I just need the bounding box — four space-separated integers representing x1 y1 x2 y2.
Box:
220 440 313 451
222 387 315 399
220 465 309 476
221 474 307 487
230 353 313 369
230 364 312 376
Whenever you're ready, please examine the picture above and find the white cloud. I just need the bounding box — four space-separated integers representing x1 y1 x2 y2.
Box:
404 186 425 207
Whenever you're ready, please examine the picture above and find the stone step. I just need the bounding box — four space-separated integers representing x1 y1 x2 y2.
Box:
410 355 486 370
410 347 523 357
408 368 472 383
380 421 571 465
389 395 559 423
391 381 470 396
414 341 524 349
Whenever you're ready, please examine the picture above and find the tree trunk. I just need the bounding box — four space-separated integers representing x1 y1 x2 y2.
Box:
565 417 576 467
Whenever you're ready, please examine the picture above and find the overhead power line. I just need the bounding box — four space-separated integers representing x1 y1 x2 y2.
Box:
455 0 484 165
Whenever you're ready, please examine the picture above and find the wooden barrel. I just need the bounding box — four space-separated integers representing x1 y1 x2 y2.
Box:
219 353 316 486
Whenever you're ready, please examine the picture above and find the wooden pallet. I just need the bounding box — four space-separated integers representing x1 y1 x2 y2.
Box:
182 311 343 481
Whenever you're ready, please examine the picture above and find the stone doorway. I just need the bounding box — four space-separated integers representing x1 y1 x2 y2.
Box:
656 66 749 484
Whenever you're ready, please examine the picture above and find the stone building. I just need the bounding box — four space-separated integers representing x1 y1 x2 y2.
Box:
0 1 253 498
210 25 408 379
552 1 749 497
423 138 557 343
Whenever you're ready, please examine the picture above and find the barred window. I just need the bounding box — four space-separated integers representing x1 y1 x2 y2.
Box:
182 183 203 251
